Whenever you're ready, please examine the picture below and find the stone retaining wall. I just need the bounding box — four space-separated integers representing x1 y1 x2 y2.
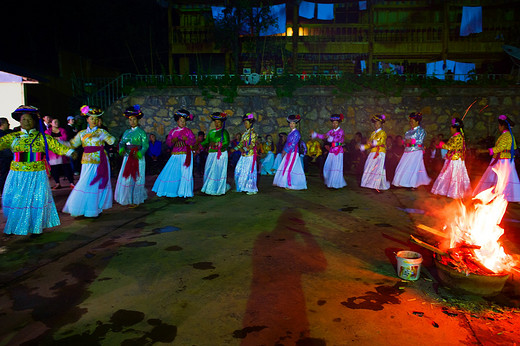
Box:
104 86 520 147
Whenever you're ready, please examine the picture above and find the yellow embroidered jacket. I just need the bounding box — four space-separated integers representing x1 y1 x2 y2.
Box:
442 132 465 160
236 128 257 156
363 129 387 154
491 131 516 159
70 127 116 164
0 129 73 171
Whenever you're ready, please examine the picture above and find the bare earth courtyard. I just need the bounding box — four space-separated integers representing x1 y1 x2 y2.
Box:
1 167 520 345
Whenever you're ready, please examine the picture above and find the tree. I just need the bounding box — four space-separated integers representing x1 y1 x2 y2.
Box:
213 0 279 74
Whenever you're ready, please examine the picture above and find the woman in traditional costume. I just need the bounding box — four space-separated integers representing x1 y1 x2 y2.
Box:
360 114 390 191
1 106 75 236
473 115 520 202
45 118 75 189
431 118 471 199
152 109 196 198
392 112 431 188
63 105 116 217
114 105 149 207
200 112 230 195
312 113 347 189
234 113 258 195
273 114 307 190
260 135 276 175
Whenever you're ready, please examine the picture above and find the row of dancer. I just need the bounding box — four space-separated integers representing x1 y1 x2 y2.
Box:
2 105 518 237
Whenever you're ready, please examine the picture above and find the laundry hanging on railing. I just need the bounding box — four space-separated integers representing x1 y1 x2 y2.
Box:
317 3 334 20
298 1 334 20
299 1 315 19
359 1 367 11
460 6 482 36
426 60 476 81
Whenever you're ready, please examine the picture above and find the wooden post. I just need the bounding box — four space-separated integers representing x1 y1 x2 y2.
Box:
291 0 299 74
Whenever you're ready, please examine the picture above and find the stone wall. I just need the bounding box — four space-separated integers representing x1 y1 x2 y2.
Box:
104 86 520 147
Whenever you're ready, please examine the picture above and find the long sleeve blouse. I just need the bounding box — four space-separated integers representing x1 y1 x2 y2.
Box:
119 126 149 157
442 132 465 160
362 128 387 154
404 126 426 152
235 128 257 157
314 127 345 155
201 128 230 153
490 131 516 159
167 126 196 155
69 127 116 164
283 129 301 154
0 129 73 172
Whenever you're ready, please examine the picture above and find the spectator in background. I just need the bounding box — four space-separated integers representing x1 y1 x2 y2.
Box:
65 116 77 140
273 132 287 171
229 132 242 170
193 131 208 177
65 115 81 175
146 133 163 175
386 135 404 181
346 132 366 175
0 118 13 195
304 136 323 174
45 118 75 189
42 114 52 131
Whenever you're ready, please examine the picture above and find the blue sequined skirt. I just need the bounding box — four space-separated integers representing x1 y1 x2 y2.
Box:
2 170 60 235
152 153 193 198
235 155 258 193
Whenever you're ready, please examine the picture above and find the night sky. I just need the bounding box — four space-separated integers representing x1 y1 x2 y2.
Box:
1 0 169 76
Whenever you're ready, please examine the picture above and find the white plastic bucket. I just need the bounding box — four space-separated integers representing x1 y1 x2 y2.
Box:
396 251 423 281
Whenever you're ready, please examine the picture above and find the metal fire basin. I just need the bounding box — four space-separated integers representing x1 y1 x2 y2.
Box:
434 257 510 296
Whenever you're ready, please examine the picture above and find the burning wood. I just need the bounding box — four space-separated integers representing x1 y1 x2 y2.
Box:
412 165 517 278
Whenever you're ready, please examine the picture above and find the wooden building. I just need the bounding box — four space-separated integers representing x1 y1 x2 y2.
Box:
167 0 518 76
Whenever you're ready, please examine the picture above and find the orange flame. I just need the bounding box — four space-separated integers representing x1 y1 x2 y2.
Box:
449 164 515 273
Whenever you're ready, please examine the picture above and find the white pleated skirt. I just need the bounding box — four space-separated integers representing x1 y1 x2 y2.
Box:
152 153 194 198
361 152 390 190
273 151 307 190
323 152 347 189
235 155 258 193
201 151 229 195
115 156 148 205
431 159 471 199
63 163 113 217
473 158 520 202
392 150 431 188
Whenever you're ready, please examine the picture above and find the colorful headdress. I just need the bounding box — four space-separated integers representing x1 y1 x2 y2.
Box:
12 105 50 160
286 114 301 123
174 109 194 122
80 105 104 117
451 118 463 128
123 104 144 119
210 112 228 121
242 113 255 124
11 105 40 122
409 112 422 123
330 113 344 122
371 114 386 123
